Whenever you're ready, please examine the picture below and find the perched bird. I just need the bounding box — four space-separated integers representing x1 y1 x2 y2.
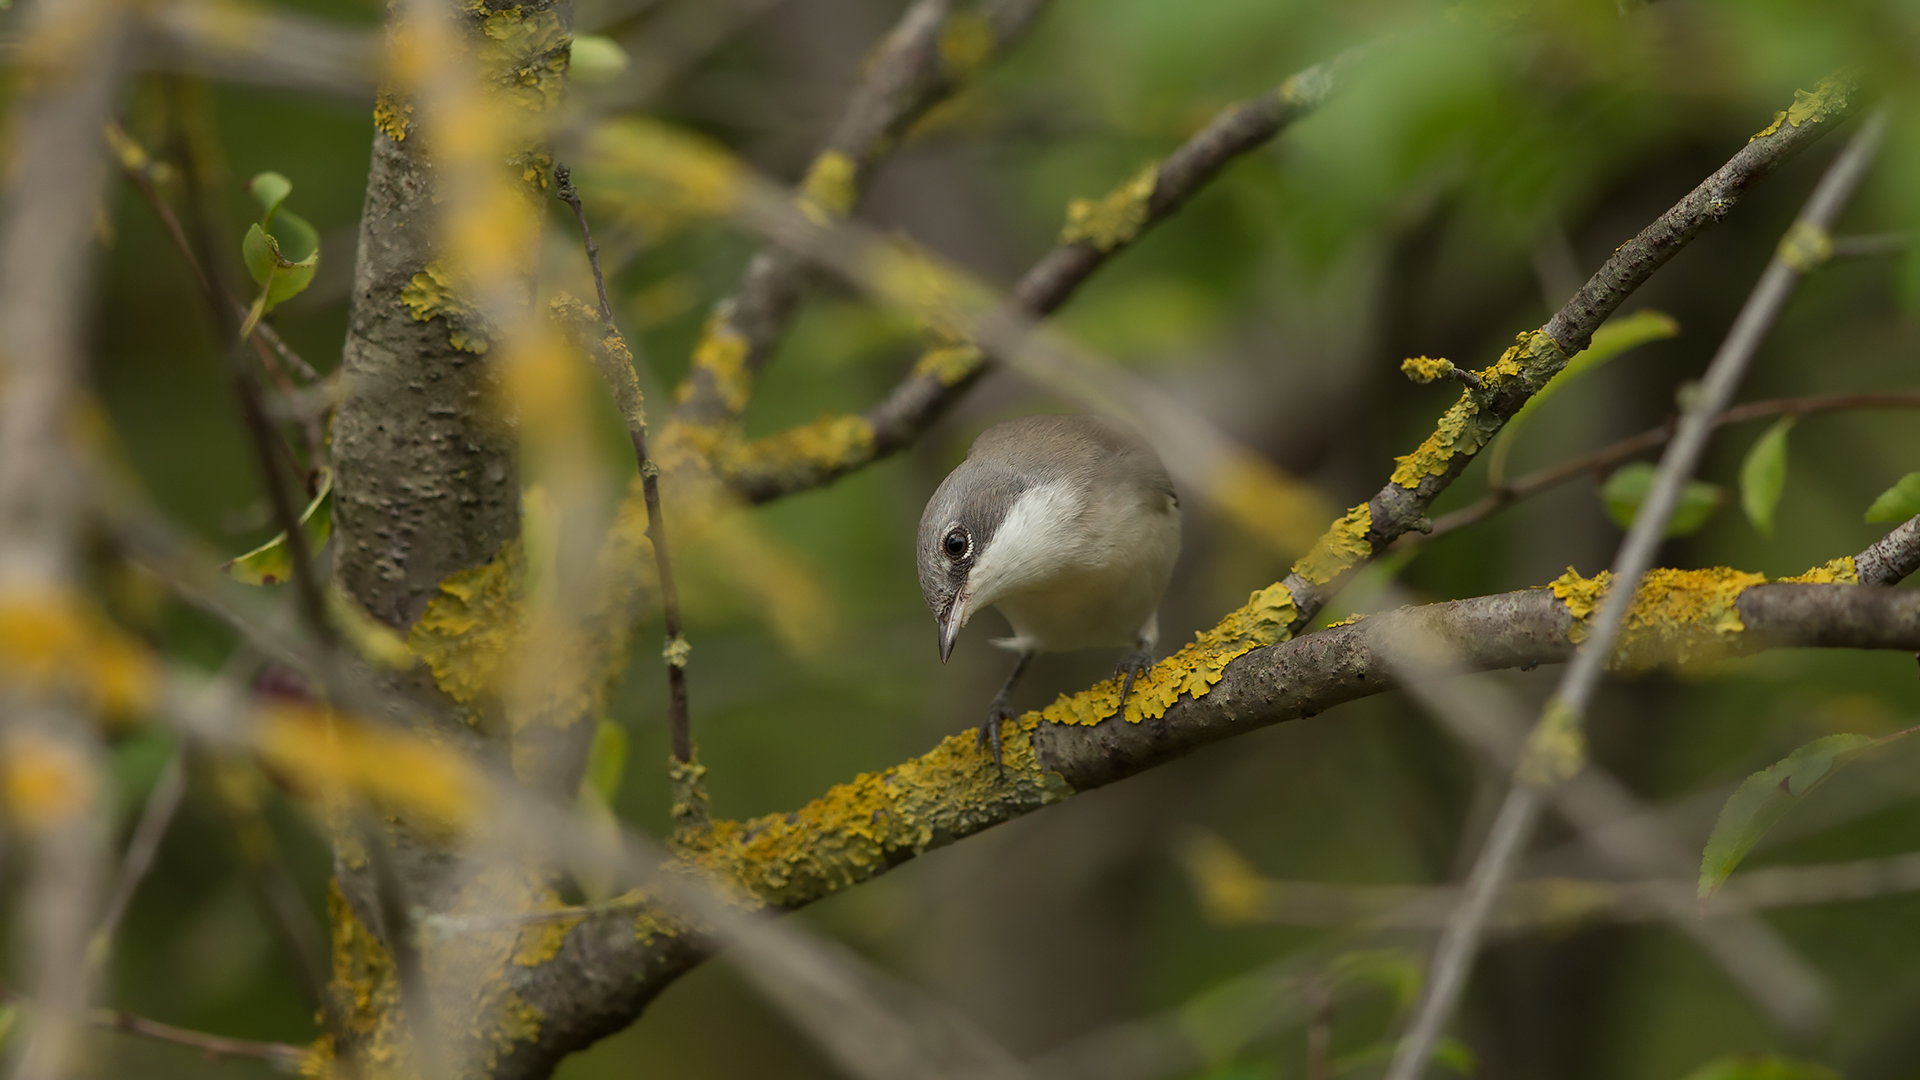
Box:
917 414 1182 770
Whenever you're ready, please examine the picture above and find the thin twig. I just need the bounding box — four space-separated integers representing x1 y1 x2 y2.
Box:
1383 109 1890 1080
555 166 695 771
87 749 187 968
721 52 1347 502
1829 230 1910 258
0 980 309 1072
1418 390 1920 543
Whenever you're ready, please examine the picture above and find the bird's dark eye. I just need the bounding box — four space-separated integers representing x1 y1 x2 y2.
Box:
942 528 969 561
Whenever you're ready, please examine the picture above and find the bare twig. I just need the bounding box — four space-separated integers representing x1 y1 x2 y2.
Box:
720 52 1346 501
86 749 187 967
1384 109 1890 1080
554 166 697 781
669 0 1052 436
1419 391 1920 543
0 980 310 1072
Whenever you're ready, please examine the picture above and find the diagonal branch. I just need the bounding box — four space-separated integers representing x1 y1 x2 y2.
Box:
720 53 1347 502
669 0 1051 436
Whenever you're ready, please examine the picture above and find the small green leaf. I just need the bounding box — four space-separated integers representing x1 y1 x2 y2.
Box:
242 222 277 289
274 208 319 264
1601 462 1723 538
570 34 630 82
1698 733 1880 899
1865 471 1920 522
1678 1054 1838 1080
1739 417 1793 537
583 719 628 805
223 469 333 585
247 171 293 224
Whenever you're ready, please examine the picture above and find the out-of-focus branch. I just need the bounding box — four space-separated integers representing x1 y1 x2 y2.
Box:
1419 391 1920 543
667 0 1051 436
139 1 377 100
0 980 311 1072
1186 843 1920 931
1386 107 1887 1079
718 54 1347 502
1272 74 1860 638
0 0 136 1075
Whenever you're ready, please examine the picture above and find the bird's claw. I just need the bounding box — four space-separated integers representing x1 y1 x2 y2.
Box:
1114 647 1153 721
978 702 1013 777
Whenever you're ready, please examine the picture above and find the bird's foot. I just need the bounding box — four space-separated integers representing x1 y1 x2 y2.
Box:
1114 647 1153 721
977 700 1014 777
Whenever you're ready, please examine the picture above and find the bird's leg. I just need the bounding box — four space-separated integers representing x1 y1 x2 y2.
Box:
980 649 1034 775
1114 638 1154 721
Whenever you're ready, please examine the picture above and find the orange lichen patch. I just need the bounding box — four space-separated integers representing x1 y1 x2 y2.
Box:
256 704 479 827
1060 162 1158 251
676 715 1069 909
1389 330 1567 488
909 343 984 386
409 540 526 711
1 732 98 831
679 314 752 416
0 588 158 718
1291 503 1372 586
1779 556 1857 584
1400 355 1455 384
1042 582 1298 726
1550 566 1768 670
722 414 876 481
1207 452 1335 559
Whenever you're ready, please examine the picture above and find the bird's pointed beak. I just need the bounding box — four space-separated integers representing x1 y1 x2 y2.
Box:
937 597 966 663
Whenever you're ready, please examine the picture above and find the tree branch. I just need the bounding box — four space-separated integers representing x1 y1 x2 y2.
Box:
719 54 1346 502
668 0 1051 436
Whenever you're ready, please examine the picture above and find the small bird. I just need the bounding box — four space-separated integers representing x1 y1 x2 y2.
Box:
917 414 1182 770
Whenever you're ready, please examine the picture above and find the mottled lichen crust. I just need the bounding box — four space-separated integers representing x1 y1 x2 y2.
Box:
1041 582 1297 725
1390 331 1568 488
1552 565 1769 669
1399 354 1456 384
1059 162 1158 251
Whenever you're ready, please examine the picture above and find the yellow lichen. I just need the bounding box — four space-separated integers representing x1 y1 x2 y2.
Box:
373 91 412 142
678 315 752 415
798 149 857 223
1400 355 1455 384
512 907 580 968
401 261 491 354
1517 697 1586 788
1041 582 1298 726
1059 163 1158 252
909 343 983 385
1776 220 1833 272
323 881 405 1069
1182 831 1270 925
722 414 876 481
256 704 479 827
1389 330 1567 488
584 119 744 221
1751 73 1853 141
1324 612 1367 629
937 11 995 80
0 588 158 718
476 6 571 114
1 732 97 831
408 539 527 710
1779 556 1857 584
1291 503 1373 586
1550 566 1768 670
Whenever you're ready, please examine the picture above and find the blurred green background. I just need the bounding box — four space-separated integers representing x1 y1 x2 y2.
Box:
29 0 1920 1075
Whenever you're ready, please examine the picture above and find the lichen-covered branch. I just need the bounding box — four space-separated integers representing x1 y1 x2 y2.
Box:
495 538 1915 1077
667 0 1049 439
720 54 1346 502
1276 75 1858 634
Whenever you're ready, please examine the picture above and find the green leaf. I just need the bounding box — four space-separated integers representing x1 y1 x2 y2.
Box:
222 469 333 585
570 34 630 83
1698 733 1880 899
241 224 319 313
1865 471 1920 522
583 719 629 805
1601 462 1724 538
1678 1054 1839 1080
247 170 293 224
1486 309 1678 483
1739 417 1793 537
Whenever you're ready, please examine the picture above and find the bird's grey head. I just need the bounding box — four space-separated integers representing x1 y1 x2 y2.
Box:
917 457 1024 663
